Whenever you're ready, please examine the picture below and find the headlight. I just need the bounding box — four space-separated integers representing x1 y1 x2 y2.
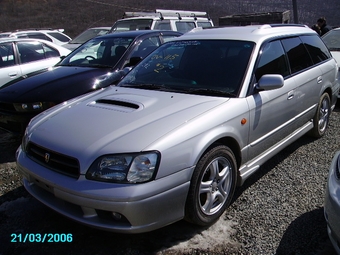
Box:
86 151 160 183
13 102 55 112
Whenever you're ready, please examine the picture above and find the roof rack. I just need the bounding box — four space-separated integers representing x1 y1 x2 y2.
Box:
122 9 211 20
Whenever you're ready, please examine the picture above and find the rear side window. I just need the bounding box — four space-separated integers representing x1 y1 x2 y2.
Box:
255 40 289 80
197 22 213 28
154 20 171 30
300 35 331 64
281 37 313 74
175 22 195 33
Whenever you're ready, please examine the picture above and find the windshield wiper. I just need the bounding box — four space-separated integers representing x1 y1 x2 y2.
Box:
187 88 236 97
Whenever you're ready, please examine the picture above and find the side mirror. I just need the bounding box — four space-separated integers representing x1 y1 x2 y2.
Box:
256 74 284 91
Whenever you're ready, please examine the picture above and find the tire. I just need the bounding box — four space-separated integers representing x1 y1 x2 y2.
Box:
185 145 237 226
309 93 331 138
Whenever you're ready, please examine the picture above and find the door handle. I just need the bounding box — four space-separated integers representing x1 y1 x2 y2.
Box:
287 90 294 100
8 72 18 78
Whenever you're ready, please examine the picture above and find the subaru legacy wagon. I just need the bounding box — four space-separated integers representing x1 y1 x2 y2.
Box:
17 24 339 233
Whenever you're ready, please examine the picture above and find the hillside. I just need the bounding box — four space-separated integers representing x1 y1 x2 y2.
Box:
0 0 339 38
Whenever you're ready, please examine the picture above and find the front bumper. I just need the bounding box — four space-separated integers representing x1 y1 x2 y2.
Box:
324 151 340 255
17 147 192 233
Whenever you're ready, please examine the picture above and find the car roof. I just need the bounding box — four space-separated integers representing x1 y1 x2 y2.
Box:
176 24 316 43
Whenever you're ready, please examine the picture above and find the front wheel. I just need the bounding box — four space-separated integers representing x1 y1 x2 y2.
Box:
185 145 237 226
309 93 331 138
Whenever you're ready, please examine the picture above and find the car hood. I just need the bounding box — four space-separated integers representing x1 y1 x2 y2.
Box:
28 86 229 172
0 66 111 103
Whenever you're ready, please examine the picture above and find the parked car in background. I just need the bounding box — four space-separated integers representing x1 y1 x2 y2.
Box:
322 27 340 64
0 37 71 87
63 27 110 50
110 9 213 33
0 30 182 133
16 24 339 233
324 151 340 255
7 28 71 46
322 27 340 98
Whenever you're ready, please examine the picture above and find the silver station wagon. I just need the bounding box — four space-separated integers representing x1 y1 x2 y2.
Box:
17 24 339 233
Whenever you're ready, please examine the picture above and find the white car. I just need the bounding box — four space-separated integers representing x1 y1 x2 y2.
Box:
7 29 71 46
0 38 71 87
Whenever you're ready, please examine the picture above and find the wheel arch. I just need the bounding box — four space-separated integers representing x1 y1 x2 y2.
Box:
196 136 242 182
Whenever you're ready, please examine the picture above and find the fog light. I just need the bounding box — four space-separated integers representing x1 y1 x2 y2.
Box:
112 212 122 220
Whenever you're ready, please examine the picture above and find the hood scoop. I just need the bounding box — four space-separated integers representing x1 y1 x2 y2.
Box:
88 98 141 113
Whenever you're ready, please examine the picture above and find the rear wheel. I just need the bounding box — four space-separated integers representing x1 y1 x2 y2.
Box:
185 145 237 226
309 93 331 138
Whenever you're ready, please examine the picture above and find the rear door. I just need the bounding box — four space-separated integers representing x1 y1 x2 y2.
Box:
281 36 322 124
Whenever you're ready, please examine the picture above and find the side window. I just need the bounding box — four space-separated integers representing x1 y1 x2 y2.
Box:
255 40 289 80
17 42 45 64
175 22 195 33
27 32 52 42
154 20 171 30
43 43 60 58
197 22 213 28
300 35 331 64
281 37 313 74
0 42 15 67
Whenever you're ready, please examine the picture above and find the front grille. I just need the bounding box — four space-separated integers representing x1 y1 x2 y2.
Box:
27 142 80 178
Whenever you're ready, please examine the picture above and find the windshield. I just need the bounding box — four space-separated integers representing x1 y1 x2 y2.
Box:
59 36 135 67
118 40 254 97
322 29 340 51
111 19 153 32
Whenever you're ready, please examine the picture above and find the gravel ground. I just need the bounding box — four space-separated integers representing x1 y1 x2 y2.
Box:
0 104 339 255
